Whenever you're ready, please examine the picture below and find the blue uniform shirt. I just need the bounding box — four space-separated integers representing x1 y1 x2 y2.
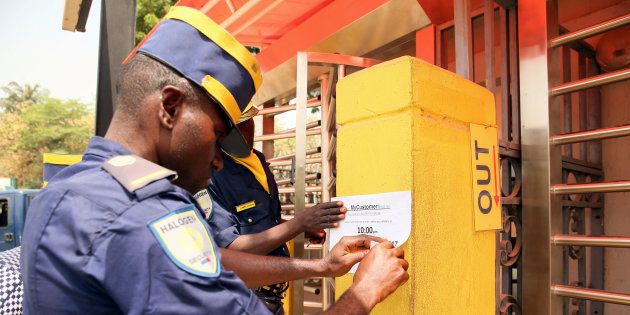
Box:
206 150 289 258
20 137 270 315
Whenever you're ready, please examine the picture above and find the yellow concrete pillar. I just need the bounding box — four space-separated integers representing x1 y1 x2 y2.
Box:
334 56 497 314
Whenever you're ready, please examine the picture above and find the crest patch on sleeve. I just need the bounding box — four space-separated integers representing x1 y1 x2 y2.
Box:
193 189 213 219
148 205 220 278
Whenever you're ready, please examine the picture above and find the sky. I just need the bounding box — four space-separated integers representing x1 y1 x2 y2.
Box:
0 0 102 103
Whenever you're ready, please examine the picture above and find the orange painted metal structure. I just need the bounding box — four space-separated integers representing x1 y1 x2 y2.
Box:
175 0 389 72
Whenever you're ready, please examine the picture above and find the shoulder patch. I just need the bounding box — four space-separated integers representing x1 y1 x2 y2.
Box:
193 189 213 219
102 155 177 193
148 204 220 278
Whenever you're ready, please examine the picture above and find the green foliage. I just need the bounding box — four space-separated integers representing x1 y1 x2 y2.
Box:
0 83 94 188
0 81 48 113
135 0 178 44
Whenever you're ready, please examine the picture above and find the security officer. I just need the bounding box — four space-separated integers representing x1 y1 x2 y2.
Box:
203 117 346 313
20 6 409 314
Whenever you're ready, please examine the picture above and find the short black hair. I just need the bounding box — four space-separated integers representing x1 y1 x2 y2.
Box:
116 53 201 116
115 53 233 129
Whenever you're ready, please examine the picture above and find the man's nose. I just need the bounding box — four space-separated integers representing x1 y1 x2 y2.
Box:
212 149 224 171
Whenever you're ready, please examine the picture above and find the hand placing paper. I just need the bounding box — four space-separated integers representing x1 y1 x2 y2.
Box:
329 190 412 273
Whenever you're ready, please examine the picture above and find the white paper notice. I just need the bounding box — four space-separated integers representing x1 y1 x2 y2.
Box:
330 190 412 273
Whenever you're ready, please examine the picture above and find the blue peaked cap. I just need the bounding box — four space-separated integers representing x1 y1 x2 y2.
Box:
129 6 263 158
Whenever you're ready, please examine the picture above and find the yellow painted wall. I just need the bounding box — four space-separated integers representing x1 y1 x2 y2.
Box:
335 56 497 314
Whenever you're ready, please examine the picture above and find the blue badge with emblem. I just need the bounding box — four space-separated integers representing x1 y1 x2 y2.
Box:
148 204 220 278
193 189 213 219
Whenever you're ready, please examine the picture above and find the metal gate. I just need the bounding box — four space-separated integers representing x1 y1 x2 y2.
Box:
519 0 630 314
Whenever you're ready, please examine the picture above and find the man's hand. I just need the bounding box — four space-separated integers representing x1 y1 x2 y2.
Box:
305 229 326 244
296 201 346 234
352 242 409 307
319 235 384 277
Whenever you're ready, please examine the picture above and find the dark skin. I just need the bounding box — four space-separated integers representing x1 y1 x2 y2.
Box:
226 119 345 255
105 85 409 314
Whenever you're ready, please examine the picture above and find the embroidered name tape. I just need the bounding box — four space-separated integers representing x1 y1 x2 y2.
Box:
148 205 220 278
235 200 256 212
194 189 213 219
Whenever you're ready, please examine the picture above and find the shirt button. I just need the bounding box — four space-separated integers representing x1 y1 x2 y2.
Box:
247 218 253 223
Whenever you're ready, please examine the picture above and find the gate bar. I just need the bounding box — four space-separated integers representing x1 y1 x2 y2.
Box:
326 97 336 133
268 157 321 167
278 120 321 134
281 204 315 212
551 235 630 248
267 147 320 162
276 173 320 186
550 68 630 96
550 180 630 194
254 128 321 142
550 125 630 145
257 99 320 116
327 136 336 161
551 285 630 306
549 14 630 48
278 186 322 194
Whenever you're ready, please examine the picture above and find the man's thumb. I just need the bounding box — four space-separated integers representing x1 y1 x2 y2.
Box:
344 249 369 264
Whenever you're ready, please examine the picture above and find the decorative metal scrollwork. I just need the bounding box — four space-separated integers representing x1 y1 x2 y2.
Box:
499 210 522 267
500 157 522 200
499 294 521 315
568 208 584 260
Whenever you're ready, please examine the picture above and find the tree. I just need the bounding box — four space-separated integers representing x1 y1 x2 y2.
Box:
0 83 94 188
135 0 178 44
0 81 48 113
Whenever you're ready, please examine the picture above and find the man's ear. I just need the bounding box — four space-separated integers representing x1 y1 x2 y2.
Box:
158 86 186 130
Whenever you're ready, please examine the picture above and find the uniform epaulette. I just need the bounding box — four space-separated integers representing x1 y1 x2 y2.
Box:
102 155 177 193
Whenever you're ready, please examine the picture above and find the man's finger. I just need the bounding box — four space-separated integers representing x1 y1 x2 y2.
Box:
399 258 409 271
323 214 344 223
320 223 339 229
342 249 369 265
340 234 384 248
318 201 343 209
401 271 410 284
375 241 394 250
392 247 405 258
323 207 345 215
341 235 388 251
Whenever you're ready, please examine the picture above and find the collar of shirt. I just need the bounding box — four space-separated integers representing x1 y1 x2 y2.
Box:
84 136 134 161
224 150 270 194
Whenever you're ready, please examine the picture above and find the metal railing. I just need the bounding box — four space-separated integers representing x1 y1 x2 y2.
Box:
257 98 321 116
550 125 630 145
267 147 320 163
268 157 321 167
549 13 630 48
551 235 630 248
252 52 380 313
278 186 323 194
550 68 630 96
550 180 630 194
551 285 630 306
254 128 321 142
521 2 630 312
276 173 320 186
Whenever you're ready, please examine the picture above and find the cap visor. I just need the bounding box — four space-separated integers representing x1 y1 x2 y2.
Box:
220 126 250 158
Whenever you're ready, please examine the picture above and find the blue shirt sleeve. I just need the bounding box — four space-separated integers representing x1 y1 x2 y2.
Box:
85 198 268 315
206 199 241 248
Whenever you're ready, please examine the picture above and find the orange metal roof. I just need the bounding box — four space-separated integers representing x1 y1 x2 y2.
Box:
176 0 390 72
177 0 334 47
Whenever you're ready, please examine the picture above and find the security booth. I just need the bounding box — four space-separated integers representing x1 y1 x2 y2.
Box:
75 0 630 313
